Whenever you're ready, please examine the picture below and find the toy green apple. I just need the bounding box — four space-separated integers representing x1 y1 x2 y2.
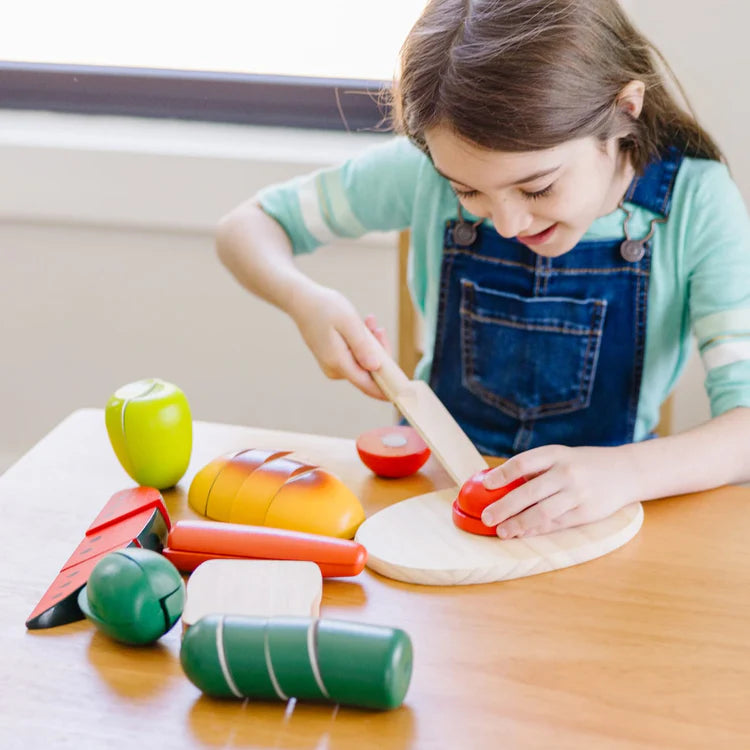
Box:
105 378 192 489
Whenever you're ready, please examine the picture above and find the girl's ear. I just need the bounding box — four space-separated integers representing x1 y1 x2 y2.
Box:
617 80 646 119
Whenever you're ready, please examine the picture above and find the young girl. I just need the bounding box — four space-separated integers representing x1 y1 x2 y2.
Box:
216 0 750 540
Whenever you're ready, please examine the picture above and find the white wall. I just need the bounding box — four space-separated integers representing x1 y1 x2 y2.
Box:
630 0 750 197
0 116 397 470
1 1 748 470
628 0 750 432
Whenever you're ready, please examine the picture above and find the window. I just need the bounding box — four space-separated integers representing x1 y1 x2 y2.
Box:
1 1 429 130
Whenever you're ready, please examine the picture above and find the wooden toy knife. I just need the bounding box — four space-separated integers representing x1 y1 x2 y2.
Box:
367 332 488 487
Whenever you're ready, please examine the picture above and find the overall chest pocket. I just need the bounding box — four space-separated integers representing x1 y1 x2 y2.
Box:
459 280 607 420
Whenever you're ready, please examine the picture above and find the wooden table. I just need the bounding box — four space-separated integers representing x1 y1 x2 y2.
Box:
2 409 750 749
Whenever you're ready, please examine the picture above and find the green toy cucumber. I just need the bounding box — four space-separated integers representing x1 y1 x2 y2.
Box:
180 614 413 710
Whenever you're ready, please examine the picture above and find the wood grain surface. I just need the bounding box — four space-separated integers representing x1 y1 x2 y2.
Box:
356 490 643 585
3 409 750 750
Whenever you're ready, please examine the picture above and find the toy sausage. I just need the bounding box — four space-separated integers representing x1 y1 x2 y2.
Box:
162 520 367 577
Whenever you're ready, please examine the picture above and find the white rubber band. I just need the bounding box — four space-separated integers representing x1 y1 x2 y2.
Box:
215 617 243 698
307 619 330 700
263 624 289 701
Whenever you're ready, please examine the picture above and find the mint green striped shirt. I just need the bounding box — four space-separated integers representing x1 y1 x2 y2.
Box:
258 136 750 441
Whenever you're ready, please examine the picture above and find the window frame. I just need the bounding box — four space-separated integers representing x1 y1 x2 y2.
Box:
0 61 392 132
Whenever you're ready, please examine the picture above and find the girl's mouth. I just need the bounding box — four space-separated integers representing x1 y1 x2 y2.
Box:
518 223 558 246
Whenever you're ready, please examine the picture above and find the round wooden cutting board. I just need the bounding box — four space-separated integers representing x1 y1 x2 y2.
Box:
355 489 644 585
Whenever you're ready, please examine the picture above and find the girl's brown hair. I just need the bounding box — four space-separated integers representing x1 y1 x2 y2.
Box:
393 0 723 172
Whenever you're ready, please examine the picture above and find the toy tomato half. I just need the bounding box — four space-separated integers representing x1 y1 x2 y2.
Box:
453 469 526 535
451 500 498 536
356 426 430 478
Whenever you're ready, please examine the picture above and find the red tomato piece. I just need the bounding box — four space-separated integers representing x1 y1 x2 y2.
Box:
456 469 526 519
451 500 497 536
356 426 431 478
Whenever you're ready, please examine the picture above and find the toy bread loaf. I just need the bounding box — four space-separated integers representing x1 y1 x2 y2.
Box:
180 614 413 710
188 449 365 538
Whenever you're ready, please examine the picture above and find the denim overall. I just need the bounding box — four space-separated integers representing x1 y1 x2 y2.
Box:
429 149 683 457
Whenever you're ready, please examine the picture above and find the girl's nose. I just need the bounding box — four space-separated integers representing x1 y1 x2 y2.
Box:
490 200 533 239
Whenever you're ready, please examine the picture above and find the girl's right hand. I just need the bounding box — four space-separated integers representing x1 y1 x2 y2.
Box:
287 283 390 400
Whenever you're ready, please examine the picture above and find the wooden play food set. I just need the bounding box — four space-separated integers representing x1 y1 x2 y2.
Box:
24 483 411 708
188 448 365 538
24 358 647 717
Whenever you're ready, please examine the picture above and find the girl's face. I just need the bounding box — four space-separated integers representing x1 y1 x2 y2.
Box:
425 125 634 257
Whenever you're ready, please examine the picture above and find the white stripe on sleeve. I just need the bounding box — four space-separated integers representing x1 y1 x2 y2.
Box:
297 178 337 244
320 171 367 237
702 340 750 371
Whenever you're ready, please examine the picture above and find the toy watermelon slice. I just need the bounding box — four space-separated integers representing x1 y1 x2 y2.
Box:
25 488 170 630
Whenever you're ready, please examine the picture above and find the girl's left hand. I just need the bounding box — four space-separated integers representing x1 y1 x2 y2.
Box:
479 444 641 538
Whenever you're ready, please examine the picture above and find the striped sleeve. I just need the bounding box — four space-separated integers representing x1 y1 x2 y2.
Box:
694 309 750 370
255 137 424 255
687 162 750 416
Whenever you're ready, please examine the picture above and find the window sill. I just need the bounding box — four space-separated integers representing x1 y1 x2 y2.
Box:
0 110 394 240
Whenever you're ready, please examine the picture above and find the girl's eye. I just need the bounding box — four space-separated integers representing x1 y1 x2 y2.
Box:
453 187 479 199
521 183 554 201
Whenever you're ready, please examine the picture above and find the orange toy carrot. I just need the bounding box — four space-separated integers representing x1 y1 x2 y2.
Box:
163 520 367 578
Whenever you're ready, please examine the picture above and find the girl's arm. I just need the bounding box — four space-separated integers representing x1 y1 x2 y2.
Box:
215 200 387 399
624 406 750 498
479 406 750 538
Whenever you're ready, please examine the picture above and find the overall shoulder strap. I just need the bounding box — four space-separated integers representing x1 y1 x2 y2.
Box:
623 146 684 217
